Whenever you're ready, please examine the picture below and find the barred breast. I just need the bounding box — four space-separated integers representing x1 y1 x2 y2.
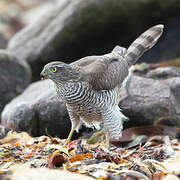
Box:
55 81 120 123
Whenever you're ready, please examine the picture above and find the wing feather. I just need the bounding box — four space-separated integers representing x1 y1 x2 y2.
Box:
71 54 129 90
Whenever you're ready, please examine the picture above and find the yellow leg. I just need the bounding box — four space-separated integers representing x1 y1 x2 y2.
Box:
65 129 74 145
105 134 110 148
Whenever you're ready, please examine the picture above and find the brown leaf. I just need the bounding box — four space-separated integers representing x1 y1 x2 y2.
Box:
70 153 93 163
50 138 59 144
48 150 68 168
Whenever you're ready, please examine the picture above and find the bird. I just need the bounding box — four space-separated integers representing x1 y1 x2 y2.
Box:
40 25 164 146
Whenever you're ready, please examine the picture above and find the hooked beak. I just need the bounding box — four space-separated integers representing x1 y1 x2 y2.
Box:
40 69 48 80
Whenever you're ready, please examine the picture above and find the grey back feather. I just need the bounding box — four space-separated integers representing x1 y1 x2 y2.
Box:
72 54 129 90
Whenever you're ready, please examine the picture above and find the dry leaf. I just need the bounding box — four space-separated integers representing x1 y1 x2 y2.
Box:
48 150 68 168
70 153 93 163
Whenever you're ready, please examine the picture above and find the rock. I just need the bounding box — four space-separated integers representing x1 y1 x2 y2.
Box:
0 125 11 139
0 31 7 49
0 50 31 114
146 66 180 79
130 64 180 78
1 80 71 138
0 0 23 39
0 0 54 40
7 0 180 80
20 1 60 25
120 75 180 127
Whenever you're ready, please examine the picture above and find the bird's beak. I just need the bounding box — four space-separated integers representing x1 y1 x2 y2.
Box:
40 69 48 80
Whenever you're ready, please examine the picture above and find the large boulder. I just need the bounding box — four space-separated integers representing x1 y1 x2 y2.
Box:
1 79 70 138
133 65 180 79
120 75 180 127
0 31 7 49
0 50 31 114
7 0 180 80
146 66 180 79
1 66 180 137
0 125 11 139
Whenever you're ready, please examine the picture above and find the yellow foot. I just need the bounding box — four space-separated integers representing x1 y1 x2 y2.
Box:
63 129 74 147
105 139 109 149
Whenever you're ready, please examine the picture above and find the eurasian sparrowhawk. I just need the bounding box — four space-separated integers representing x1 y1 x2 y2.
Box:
40 25 164 145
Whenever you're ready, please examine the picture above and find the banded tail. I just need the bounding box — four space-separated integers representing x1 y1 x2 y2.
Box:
125 24 164 66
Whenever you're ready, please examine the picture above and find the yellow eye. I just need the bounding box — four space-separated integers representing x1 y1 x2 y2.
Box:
51 67 57 72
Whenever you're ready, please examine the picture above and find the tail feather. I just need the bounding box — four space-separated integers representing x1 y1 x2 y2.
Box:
125 24 164 66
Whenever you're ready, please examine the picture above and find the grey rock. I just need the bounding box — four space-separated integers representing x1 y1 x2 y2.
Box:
7 0 180 80
0 50 31 114
21 1 60 25
1 79 71 138
0 1 23 40
0 31 7 49
168 77 180 119
120 75 180 127
146 66 180 79
0 125 11 139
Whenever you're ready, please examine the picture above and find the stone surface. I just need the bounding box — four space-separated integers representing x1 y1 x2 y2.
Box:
20 1 60 25
7 0 180 80
0 50 31 114
0 31 7 49
0 0 23 40
120 75 180 127
1 80 70 138
146 66 180 79
0 0 53 40
2 66 180 137
0 125 11 139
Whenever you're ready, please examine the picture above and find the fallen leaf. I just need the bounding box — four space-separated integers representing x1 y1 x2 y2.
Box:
70 153 93 163
48 150 68 168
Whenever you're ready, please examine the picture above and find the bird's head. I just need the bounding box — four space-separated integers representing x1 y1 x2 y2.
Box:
40 61 80 83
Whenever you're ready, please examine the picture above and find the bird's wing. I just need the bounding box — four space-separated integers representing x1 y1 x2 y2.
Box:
71 53 129 90
125 24 164 66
